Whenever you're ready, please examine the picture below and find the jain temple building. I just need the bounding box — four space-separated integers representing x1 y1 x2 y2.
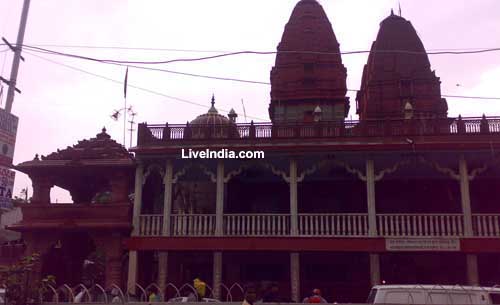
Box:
10 0 500 302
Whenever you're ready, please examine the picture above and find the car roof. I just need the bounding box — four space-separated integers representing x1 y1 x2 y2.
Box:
372 285 500 293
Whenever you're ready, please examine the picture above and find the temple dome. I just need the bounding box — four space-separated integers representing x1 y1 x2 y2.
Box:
186 95 239 139
190 95 234 125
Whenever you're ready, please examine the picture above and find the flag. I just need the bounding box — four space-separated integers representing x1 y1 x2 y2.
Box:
124 66 129 99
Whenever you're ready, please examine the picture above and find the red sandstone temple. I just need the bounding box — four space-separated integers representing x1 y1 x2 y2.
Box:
10 0 500 302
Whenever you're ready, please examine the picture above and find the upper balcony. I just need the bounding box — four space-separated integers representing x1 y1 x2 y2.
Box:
136 116 500 149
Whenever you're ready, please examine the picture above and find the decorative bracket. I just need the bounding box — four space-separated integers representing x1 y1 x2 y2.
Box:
172 162 217 183
143 163 165 185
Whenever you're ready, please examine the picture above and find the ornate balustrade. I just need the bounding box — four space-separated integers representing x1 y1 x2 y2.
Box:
137 213 500 238
472 214 500 237
224 214 290 236
171 214 216 236
298 213 369 236
137 116 500 145
377 214 464 237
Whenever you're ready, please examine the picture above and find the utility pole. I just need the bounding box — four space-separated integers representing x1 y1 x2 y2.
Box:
5 0 31 113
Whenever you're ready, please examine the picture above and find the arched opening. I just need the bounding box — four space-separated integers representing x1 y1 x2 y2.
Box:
142 169 164 214
41 232 99 286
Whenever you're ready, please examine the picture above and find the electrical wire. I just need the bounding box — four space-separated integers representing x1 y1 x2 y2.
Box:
24 51 268 121
20 44 500 66
22 48 500 101
2 43 497 52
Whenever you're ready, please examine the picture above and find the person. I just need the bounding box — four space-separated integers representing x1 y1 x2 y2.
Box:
193 277 207 299
148 287 160 303
242 285 257 305
262 283 280 302
111 288 121 303
303 288 327 303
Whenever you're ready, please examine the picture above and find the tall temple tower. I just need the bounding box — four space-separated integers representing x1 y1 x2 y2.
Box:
269 0 349 123
356 11 448 120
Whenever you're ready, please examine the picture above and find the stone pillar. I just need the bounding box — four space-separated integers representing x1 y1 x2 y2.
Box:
215 160 225 236
162 160 174 236
466 254 479 286
128 163 144 292
158 160 173 295
110 172 130 203
458 155 479 285
158 252 168 298
459 155 473 236
213 252 223 300
290 159 298 236
366 159 377 236
31 176 53 204
369 254 381 287
366 160 381 287
290 252 300 302
127 251 139 293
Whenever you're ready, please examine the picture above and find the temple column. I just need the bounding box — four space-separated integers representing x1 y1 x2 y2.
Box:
459 155 479 285
213 252 222 300
30 175 53 204
290 252 300 302
213 160 224 300
290 159 298 236
109 172 130 203
128 163 144 293
158 160 174 293
366 159 381 286
215 160 225 236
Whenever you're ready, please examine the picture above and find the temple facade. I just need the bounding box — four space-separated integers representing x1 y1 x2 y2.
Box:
11 0 500 303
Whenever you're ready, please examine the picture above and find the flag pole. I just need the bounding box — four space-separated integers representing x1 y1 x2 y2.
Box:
123 67 129 147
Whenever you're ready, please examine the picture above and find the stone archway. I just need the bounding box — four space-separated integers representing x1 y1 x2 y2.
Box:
41 232 96 286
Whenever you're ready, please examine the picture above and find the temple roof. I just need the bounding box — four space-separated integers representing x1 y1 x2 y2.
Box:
270 0 347 103
365 11 432 80
17 128 134 171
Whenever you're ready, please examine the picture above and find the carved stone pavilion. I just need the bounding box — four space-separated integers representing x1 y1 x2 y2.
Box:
11 0 500 302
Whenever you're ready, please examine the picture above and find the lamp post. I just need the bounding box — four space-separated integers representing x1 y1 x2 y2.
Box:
111 106 137 148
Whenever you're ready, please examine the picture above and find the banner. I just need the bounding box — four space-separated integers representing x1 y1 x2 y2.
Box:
386 238 460 251
0 166 15 209
0 108 18 167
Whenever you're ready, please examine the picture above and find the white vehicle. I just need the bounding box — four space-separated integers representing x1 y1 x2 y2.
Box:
167 296 220 303
367 285 500 304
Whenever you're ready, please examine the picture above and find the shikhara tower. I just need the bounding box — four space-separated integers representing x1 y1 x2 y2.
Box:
269 0 349 123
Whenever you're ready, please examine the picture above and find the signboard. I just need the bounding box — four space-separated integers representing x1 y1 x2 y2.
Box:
0 166 15 209
0 108 18 167
386 238 460 251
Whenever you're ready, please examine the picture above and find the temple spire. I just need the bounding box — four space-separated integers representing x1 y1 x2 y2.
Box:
208 94 218 114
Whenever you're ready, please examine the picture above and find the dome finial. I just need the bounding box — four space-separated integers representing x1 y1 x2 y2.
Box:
391 8 394 15
208 94 218 114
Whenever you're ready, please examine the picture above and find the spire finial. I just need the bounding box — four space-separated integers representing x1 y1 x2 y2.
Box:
391 8 394 15
208 94 218 114
398 2 402 16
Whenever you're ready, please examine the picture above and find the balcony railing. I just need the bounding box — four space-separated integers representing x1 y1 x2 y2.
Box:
137 213 500 237
299 213 369 236
137 116 500 145
224 214 290 236
377 214 464 237
472 214 500 237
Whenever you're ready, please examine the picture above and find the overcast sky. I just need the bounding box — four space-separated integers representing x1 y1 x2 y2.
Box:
1 0 499 202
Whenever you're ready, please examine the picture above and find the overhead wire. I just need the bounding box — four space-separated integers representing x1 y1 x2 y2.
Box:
24 50 268 121
18 45 500 66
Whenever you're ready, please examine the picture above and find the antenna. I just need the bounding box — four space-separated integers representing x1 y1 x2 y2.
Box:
241 99 248 123
128 109 138 148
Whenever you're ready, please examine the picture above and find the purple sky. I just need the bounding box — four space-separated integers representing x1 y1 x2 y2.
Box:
1 0 499 202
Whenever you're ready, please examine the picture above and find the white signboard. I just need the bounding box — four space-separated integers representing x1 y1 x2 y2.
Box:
386 238 460 251
0 166 15 209
0 108 18 167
